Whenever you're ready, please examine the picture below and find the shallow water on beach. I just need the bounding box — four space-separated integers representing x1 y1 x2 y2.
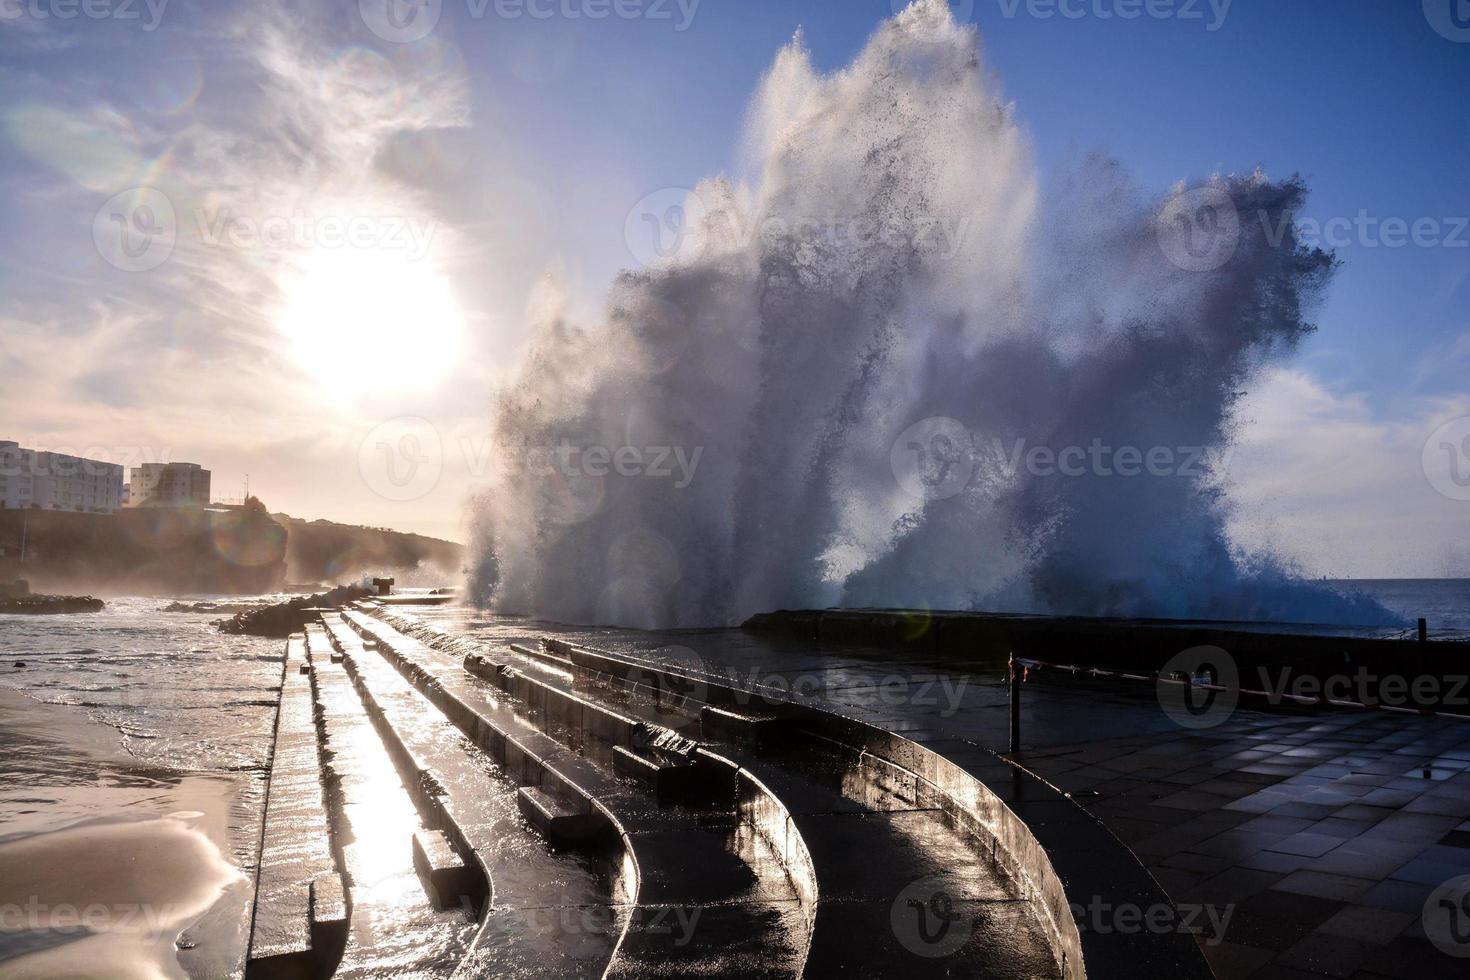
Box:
0 597 284 979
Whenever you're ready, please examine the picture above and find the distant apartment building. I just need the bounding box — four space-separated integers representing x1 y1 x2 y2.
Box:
128 462 211 507
0 441 125 514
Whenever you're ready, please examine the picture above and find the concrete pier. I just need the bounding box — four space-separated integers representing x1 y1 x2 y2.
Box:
245 636 347 980
244 600 1235 978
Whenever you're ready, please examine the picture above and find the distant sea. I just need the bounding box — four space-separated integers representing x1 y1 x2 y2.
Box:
1329 578 1470 633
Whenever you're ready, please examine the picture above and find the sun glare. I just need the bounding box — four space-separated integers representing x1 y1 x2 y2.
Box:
276 243 463 394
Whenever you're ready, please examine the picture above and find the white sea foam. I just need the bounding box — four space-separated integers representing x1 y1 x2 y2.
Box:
466 0 1393 629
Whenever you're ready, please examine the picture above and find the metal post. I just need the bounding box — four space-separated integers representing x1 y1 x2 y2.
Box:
1418 618 1428 645
1009 653 1021 755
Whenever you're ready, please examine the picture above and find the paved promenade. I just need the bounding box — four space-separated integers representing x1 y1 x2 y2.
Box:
548 627 1470 980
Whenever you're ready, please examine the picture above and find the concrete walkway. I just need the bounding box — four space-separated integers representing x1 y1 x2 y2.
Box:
498 625 1470 980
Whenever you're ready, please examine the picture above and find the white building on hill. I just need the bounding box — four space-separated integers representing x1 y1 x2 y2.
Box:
0 441 126 514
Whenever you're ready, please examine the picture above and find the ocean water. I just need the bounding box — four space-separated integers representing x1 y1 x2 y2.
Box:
1331 579 1470 634
0 596 284 980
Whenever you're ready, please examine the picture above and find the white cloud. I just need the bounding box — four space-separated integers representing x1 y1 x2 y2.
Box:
1224 366 1470 578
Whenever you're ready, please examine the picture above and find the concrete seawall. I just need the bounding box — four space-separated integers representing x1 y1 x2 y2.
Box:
745 608 1470 713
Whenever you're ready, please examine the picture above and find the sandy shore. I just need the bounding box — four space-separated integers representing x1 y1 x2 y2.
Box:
0 691 253 979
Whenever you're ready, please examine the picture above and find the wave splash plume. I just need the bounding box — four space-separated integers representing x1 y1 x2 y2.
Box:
467 0 1391 629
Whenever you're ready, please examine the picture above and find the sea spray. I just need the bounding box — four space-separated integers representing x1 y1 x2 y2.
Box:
467 0 1394 629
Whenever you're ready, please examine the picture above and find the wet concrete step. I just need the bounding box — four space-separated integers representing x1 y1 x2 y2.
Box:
413 828 479 910
367 606 697 738
515 786 604 846
717 742 1064 980
519 635 1065 978
341 610 810 978
318 613 619 979
246 634 347 980
302 627 476 978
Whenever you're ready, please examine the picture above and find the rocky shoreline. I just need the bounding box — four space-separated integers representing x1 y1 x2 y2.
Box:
216 585 372 637
0 594 106 615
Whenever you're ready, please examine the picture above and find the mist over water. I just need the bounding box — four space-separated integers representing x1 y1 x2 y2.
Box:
467 0 1396 630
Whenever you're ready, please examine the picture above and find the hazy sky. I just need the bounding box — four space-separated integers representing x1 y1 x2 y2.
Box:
0 0 1466 576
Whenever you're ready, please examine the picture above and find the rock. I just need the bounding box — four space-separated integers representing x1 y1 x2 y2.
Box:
216 585 374 637
162 600 265 615
0 595 105 615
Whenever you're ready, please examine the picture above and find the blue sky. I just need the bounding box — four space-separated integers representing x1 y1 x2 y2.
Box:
0 0 1466 574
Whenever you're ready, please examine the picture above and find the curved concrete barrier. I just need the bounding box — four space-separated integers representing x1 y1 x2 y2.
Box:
542 637 1213 979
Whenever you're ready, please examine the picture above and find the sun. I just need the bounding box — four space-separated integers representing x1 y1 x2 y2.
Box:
276 243 463 394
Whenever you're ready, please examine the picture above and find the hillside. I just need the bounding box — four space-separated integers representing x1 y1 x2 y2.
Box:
0 502 461 595
271 512 461 585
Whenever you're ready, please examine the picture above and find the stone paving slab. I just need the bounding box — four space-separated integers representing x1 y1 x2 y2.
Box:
557 631 1470 980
